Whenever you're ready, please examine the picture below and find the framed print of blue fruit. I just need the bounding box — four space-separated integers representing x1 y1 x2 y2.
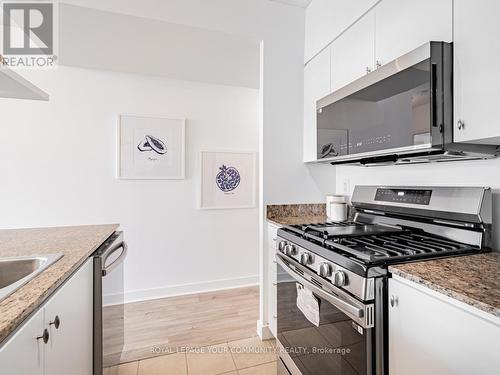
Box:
118 115 185 179
216 165 241 192
200 150 256 209
137 135 167 155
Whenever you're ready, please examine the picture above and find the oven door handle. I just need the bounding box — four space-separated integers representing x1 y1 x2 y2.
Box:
276 254 373 328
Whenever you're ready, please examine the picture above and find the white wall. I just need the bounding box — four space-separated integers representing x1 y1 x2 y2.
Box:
60 0 330 204
336 160 500 250
56 0 332 335
0 66 260 302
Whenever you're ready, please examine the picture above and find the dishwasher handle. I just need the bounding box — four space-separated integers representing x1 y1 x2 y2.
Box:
102 241 128 276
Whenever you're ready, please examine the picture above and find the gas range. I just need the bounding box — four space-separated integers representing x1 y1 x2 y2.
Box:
275 186 492 375
277 186 491 291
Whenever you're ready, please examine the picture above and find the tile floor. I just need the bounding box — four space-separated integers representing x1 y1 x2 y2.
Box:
104 286 260 365
104 337 277 375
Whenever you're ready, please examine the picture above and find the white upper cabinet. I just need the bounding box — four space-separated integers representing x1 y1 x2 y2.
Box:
305 0 378 62
375 0 452 67
331 9 375 92
303 47 331 162
454 0 500 144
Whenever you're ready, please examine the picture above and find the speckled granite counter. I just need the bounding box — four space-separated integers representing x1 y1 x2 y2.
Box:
0 224 119 344
266 203 327 226
389 252 500 317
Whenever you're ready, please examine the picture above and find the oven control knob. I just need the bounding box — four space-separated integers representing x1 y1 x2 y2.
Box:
333 271 347 287
278 241 287 252
300 252 312 265
285 244 297 256
319 263 332 278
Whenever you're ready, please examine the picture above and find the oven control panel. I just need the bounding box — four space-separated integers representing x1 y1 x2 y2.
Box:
276 238 375 301
375 188 432 205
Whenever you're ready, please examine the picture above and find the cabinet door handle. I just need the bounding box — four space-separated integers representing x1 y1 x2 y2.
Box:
376 60 382 69
390 295 399 307
457 120 465 130
49 315 61 329
366 66 372 74
37 329 49 344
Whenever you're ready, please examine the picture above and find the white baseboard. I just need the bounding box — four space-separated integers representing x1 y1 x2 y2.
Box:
256 319 274 340
103 275 259 306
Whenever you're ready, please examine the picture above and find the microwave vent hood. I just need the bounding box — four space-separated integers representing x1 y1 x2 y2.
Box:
315 42 498 166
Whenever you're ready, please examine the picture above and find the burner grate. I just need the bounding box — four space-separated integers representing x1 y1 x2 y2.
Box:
284 221 362 239
281 221 482 266
326 231 479 264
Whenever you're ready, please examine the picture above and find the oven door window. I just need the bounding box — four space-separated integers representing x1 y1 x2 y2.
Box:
277 264 371 375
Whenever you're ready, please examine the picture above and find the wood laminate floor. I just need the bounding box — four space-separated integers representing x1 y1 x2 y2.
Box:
103 286 261 366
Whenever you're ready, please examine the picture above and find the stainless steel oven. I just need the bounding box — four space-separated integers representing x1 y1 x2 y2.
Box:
275 254 383 375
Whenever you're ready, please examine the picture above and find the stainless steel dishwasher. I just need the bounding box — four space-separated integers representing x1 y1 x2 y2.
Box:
93 231 127 375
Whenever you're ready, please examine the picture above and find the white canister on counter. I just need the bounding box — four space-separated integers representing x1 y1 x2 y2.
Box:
326 195 348 222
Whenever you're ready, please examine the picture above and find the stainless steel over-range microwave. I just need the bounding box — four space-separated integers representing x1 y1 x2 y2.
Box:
315 41 499 166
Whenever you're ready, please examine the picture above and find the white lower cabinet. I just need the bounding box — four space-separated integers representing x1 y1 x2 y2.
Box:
0 305 45 375
389 275 500 375
267 223 279 337
0 258 94 375
268 263 278 337
45 259 94 375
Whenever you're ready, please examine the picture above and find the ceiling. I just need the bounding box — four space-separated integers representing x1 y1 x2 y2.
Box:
59 4 260 88
268 0 313 8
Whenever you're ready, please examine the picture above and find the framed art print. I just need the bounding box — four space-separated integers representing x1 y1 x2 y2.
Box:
200 150 257 209
118 115 185 179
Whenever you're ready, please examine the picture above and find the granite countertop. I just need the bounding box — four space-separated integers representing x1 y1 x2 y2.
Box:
389 252 500 317
267 203 327 226
0 224 119 344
